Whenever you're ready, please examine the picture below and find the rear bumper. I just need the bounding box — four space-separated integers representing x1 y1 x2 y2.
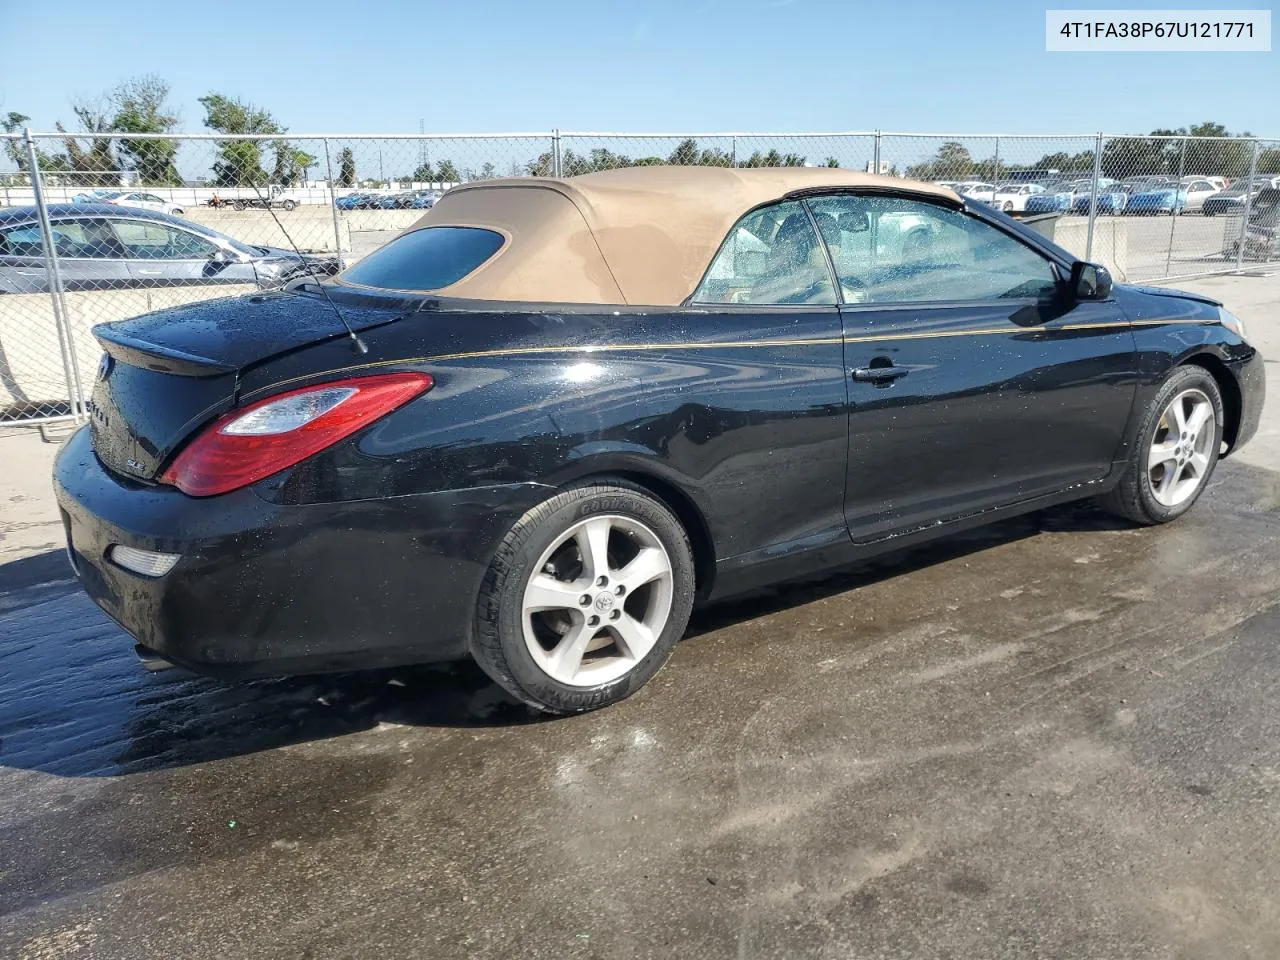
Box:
54 426 548 677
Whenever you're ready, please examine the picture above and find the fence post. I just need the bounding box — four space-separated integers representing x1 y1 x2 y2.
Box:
1164 136 1187 277
25 129 86 422
552 130 562 177
731 136 737 168
873 130 881 174
1236 138 1260 272
993 136 1000 184
322 139 344 260
1084 132 1103 262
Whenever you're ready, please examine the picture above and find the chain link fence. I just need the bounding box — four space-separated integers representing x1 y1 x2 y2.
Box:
1 129 1276 425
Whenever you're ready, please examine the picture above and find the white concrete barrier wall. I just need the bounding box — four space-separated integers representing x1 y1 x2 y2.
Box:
0 286 256 411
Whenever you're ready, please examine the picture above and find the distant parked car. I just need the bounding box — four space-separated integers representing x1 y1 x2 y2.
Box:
378 190 440 210
1178 178 1222 213
336 193 377 210
97 191 186 216
1073 186 1129 215
953 181 996 203
1125 184 1188 215
1202 177 1280 216
0 204 341 294
990 183 1045 213
1024 182 1075 213
72 189 124 204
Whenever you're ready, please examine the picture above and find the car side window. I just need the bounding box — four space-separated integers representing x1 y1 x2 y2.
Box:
693 200 835 305
806 195 1059 305
0 225 47 257
0 220 119 258
47 219 121 258
112 221 217 260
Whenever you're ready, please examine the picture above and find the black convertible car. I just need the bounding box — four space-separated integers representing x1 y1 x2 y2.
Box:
54 167 1263 713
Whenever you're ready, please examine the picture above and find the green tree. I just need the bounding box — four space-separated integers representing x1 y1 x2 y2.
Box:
199 93 281 186
339 148 357 186
697 146 733 167
2 112 34 171
667 138 699 165
436 159 460 183
1100 128 1181 178
740 149 806 168
824 156 839 168
560 149 595 176
111 75 181 185
905 141 972 180
589 147 629 170
525 151 554 176
1258 147 1280 175
55 100 120 186
1181 122 1255 178
270 140 316 186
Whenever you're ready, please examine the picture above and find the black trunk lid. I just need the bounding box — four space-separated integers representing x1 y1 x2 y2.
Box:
89 288 411 481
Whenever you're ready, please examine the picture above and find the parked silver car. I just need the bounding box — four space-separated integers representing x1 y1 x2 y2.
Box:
0 205 341 294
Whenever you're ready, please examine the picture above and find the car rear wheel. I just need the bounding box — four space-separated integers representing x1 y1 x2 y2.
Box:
473 481 696 714
1002 201 1013 212
170 207 184 215
281 200 297 211
232 200 247 211
1098 365 1223 525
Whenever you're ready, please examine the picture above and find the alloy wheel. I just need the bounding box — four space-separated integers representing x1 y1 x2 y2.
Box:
522 515 674 687
1148 388 1215 507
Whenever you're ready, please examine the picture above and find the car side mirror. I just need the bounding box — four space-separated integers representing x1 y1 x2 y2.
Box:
1069 261 1112 301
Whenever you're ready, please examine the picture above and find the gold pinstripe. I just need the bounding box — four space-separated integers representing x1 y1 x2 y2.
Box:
247 319 1217 396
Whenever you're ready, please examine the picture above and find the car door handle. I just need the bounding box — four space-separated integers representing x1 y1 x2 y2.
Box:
852 365 910 382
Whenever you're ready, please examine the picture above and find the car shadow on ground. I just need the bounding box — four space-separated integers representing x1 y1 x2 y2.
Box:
0 498 1197 778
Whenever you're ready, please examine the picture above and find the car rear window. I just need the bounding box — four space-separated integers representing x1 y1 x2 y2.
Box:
340 226 504 291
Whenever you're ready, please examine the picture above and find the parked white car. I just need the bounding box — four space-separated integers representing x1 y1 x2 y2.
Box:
953 181 996 203
990 183 1046 213
99 191 185 216
1179 177 1222 212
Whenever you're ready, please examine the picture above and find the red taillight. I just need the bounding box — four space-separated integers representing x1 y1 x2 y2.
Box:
161 372 433 497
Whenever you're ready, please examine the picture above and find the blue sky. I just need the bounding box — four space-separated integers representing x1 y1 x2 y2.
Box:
2 0 1276 136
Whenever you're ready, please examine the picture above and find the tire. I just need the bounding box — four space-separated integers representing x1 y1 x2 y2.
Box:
473 480 696 714
170 207 184 215
1098 365 1224 525
232 200 247 211
1002 201 1014 212
281 200 297 211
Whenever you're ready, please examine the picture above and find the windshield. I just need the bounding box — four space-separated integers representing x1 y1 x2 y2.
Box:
338 226 505 291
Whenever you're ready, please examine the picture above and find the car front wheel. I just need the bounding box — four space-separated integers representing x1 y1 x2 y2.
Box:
473 481 696 714
1099 365 1224 525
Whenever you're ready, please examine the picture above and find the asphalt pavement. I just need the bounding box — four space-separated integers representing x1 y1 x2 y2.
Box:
1 273 1277 960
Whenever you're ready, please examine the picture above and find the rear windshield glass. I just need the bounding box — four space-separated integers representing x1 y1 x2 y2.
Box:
340 226 504 291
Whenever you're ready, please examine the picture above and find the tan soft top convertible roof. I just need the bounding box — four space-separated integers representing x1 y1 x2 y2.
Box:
398 166 959 306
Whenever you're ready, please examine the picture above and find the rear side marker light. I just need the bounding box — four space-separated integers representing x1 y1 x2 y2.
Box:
109 545 181 577
161 372 433 497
